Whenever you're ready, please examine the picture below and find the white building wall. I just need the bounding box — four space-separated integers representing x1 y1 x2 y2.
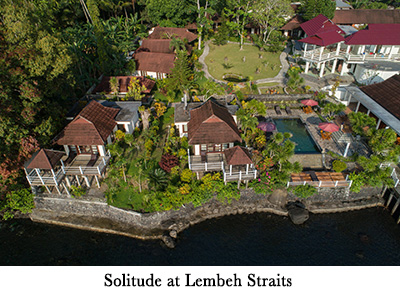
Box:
98 145 106 156
354 65 399 85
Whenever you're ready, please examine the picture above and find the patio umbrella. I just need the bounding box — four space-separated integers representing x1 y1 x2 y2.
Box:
257 122 276 132
301 99 319 106
319 122 339 133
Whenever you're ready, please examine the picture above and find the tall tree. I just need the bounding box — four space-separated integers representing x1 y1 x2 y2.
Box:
145 0 195 27
301 0 336 21
224 0 252 50
195 0 215 50
251 0 293 44
168 50 195 101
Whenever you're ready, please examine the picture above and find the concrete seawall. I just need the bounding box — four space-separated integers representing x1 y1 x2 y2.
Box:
30 187 385 241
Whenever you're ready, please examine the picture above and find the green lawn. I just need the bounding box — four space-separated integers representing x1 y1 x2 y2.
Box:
205 43 281 81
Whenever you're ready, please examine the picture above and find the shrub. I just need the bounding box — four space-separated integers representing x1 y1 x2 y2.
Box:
332 160 347 172
181 168 195 183
291 184 317 199
0 189 34 220
70 185 86 198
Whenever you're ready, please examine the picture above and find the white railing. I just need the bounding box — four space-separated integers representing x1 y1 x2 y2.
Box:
223 169 258 182
287 180 352 188
26 169 64 186
64 155 111 176
189 161 224 171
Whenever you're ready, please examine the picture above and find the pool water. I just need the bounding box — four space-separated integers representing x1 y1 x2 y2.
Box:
274 118 320 154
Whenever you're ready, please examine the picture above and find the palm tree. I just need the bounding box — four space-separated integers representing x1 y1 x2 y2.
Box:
148 168 169 190
109 76 119 96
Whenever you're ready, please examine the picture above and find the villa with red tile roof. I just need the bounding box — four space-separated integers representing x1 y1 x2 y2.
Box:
25 100 143 194
293 15 400 80
175 99 257 183
133 27 197 79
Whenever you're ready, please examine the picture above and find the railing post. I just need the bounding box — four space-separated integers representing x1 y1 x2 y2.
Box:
348 180 353 188
239 171 242 181
287 182 290 188
319 181 322 187
98 166 101 175
205 162 207 171
221 161 223 170
79 166 83 175
103 158 106 165
335 181 338 187
303 181 306 185
254 169 257 179
396 179 399 188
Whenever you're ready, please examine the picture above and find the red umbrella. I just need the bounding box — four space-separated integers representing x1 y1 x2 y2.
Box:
319 122 339 133
301 99 319 106
257 122 276 132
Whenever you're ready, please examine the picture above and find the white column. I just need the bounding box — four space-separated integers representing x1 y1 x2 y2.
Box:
303 43 308 57
336 43 341 55
388 45 395 59
331 59 338 73
246 164 249 175
319 62 326 77
376 119 381 129
319 46 325 61
366 109 371 116
305 62 310 73
316 62 320 70
340 62 347 76
83 176 90 187
355 101 361 113
343 142 351 157
230 165 232 175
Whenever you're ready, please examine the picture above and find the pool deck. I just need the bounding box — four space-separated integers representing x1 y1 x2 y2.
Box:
265 108 346 157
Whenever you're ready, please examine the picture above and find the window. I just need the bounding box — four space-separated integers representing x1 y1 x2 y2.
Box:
215 144 221 152
208 144 214 152
201 144 207 151
223 143 229 150
183 124 188 132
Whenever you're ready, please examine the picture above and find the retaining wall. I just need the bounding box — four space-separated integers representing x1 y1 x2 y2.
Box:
30 187 385 240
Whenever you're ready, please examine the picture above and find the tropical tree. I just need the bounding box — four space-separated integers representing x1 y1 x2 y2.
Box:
109 77 120 95
251 0 293 45
348 112 376 136
126 77 147 101
139 106 151 129
286 66 304 91
301 0 336 20
321 102 346 121
168 50 195 102
148 168 169 190
224 0 252 50
145 0 195 27
195 0 216 50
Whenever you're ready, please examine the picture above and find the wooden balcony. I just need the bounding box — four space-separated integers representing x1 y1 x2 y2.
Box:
188 153 225 172
26 168 64 186
64 154 111 176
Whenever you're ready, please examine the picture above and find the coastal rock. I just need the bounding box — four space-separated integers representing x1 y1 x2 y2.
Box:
161 235 176 249
287 202 309 225
269 189 287 208
169 229 178 239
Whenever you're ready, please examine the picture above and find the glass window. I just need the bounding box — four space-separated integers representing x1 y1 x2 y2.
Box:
183 124 188 132
201 144 207 151
215 144 221 152
208 144 214 152
223 143 229 150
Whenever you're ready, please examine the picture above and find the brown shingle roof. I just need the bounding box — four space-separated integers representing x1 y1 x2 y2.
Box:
188 100 241 145
54 100 119 146
92 76 155 94
26 149 65 170
333 9 400 25
224 146 253 165
281 14 304 31
148 26 198 43
134 52 175 74
139 39 174 54
360 74 400 120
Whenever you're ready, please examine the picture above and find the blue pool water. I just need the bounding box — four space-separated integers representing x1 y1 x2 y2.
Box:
274 118 320 154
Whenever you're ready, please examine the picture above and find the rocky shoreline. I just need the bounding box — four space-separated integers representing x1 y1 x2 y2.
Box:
29 187 385 248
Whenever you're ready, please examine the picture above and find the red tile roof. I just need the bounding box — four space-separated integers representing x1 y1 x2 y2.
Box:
139 39 174 54
360 74 400 120
224 146 253 165
333 9 400 25
300 30 345 46
54 100 119 146
134 52 176 74
148 26 198 43
345 24 400 45
301 14 344 36
26 149 65 170
92 76 155 94
188 100 241 145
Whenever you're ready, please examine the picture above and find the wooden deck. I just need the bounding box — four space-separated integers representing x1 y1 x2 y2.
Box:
64 154 110 176
287 171 351 188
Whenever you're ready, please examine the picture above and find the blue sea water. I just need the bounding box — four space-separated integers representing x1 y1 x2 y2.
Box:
0 208 400 266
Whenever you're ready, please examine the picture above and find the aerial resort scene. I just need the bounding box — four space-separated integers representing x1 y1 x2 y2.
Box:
2 0 400 270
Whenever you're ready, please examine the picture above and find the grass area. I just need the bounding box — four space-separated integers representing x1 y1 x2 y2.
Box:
205 43 281 81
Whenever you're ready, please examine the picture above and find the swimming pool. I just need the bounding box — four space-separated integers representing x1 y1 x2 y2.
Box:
274 118 320 154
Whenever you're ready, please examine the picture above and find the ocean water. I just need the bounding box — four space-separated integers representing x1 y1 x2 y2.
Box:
0 208 400 266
